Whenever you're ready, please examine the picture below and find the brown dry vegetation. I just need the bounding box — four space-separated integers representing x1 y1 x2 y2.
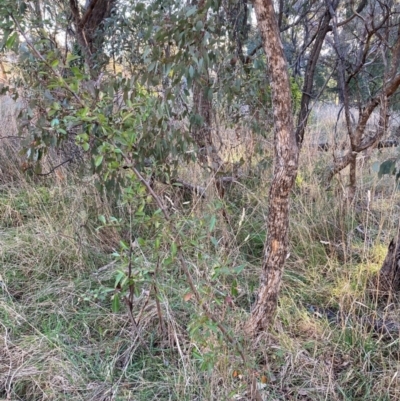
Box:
1 96 400 400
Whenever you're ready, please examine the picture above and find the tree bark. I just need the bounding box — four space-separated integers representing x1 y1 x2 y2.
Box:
377 228 400 295
192 78 222 170
191 0 223 171
295 8 333 146
245 0 299 335
327 0 358 201
69 0 116 77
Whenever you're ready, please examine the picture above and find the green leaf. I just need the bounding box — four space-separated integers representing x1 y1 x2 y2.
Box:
120 240 129 250
112 293 121 312
98 215 106 224
195 20 203 31
71 66 84 79
164 256 173 266
206 87 213 100
210 236 219 247
135 3 145 12
209 215 216 232
171 242 177 257
50 118 59 127
185 6 197 17
94 154 104 167
114 270 126 288
5 32 18 49
378 160 396 178
148 62 156 72
189 65 195 78
233 264 245 274
66 53 81 64
231 279 239 296
371 161 380 173
212 266 231 278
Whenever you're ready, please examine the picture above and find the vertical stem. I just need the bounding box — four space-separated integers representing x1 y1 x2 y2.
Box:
191 0 222 171
327 0 356 201
246 0 299 335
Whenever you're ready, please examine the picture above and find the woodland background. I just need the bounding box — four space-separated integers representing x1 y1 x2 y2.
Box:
1 0 400 400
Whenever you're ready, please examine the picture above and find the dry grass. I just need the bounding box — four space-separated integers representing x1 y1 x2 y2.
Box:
1 100 400 400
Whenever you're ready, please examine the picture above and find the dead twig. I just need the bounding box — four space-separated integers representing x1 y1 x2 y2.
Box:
35 158 73 176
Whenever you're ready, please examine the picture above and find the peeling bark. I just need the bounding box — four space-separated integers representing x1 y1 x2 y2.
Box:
245 0 299 335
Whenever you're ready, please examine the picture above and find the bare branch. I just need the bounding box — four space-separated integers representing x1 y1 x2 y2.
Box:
35 158 73 176
337 0 368 27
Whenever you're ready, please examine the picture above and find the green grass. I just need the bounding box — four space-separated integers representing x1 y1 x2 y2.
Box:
2 106 400 400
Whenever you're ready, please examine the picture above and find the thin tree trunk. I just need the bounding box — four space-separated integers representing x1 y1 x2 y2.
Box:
192 78 222 170
325 3 400 187
295 8 333 146
69 0 116 78
245 0 299 335
191 0 223 171
327 0 357 201
277 0 284 30
325 75 400 184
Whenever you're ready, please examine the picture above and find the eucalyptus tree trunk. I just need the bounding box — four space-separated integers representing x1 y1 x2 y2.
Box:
69 0 116 77
245 0 299 335
295 8 333 146
191 0 223 171
192 78 222 170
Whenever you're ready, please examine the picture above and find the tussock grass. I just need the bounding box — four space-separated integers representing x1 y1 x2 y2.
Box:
1 102 400 400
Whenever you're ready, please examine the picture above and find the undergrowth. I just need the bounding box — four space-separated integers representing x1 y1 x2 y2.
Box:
1 105 400 400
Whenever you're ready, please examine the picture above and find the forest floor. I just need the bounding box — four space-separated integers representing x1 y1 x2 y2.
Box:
1 102 400 400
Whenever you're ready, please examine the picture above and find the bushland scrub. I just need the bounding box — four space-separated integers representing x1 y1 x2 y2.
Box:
1 100 400 400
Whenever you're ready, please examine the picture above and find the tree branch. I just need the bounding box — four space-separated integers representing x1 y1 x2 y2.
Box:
79 0 100 28
35 158 72 176
337 0 368 27
69 0 81 24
